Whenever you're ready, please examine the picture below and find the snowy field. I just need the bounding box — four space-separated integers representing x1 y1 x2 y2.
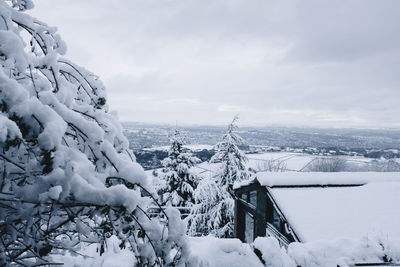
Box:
246 152 378 171
148 151 399 190
247 152 315 171
189 151 382 177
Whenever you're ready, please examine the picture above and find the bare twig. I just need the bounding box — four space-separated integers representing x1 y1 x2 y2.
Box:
0 153 25 171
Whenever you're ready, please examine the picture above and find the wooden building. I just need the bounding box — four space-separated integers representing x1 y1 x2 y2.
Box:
233 172 400 247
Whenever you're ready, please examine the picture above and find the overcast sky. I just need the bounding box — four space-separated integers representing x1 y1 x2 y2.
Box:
29 0 400 128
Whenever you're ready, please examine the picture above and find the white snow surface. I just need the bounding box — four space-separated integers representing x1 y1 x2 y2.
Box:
270 181 400 242
254 236 400 267
52 234 400 266
247 152 315 171
234 171 400 188
51 235 263 267
50 236 137 267
188 236 263 267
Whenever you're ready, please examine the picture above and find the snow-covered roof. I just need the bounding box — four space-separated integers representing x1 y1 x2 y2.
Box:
270 181 400 242
234 172 400 242
257 171 400 187
234 172 400 189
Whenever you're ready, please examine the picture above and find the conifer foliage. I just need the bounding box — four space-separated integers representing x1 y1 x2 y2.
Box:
210 115 250 184
0 1 188 265
158 129 200 207
189 116 250 237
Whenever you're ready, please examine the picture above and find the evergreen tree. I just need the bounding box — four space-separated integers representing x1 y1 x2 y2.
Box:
158 129 200 207
210 115 250 184
0 1 189 265
189 116 250 237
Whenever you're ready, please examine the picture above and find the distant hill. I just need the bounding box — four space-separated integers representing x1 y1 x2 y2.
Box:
122 122 400 151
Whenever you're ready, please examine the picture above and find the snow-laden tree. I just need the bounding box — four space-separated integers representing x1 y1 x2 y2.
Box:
189 116 250 237
0 1 189 265
210 115 250 184
188 176 231 237
158 129 200 207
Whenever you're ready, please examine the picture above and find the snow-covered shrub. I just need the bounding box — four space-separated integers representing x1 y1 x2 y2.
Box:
189 116 251 237
0 1 188 265
305 157 347 172
305 157 400 172
157 129 200 207
255 158 287 172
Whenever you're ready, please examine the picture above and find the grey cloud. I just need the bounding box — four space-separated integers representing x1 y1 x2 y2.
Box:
29 0 400 128
283 0 400 63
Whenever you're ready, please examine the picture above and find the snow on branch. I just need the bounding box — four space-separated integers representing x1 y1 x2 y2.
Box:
0 1 189 265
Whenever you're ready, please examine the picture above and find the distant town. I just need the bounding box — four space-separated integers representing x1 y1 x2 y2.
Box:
123 122 400 169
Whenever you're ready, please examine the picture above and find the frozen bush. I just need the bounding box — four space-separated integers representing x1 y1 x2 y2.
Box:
305 157 347 172
255 159 287 172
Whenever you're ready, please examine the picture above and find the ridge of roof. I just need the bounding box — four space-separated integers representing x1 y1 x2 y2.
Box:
233 172 400 189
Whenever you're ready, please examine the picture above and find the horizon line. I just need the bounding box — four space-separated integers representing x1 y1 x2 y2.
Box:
120 121 400 131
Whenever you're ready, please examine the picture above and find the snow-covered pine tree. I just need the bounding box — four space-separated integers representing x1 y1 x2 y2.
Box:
158 129 200 207
189 115 250 237
210 115 250 185
0 1 189 265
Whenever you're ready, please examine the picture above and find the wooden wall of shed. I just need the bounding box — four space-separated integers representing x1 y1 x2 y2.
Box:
234 198 245 241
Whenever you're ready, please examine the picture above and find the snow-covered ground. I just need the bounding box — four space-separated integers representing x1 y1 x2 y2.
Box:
189 236 263 267
50 234 400 266
50 235 262 267
50 236 135 267
254 236 400 267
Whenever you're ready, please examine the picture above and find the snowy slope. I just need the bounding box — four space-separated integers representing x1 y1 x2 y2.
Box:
247 152 315 171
